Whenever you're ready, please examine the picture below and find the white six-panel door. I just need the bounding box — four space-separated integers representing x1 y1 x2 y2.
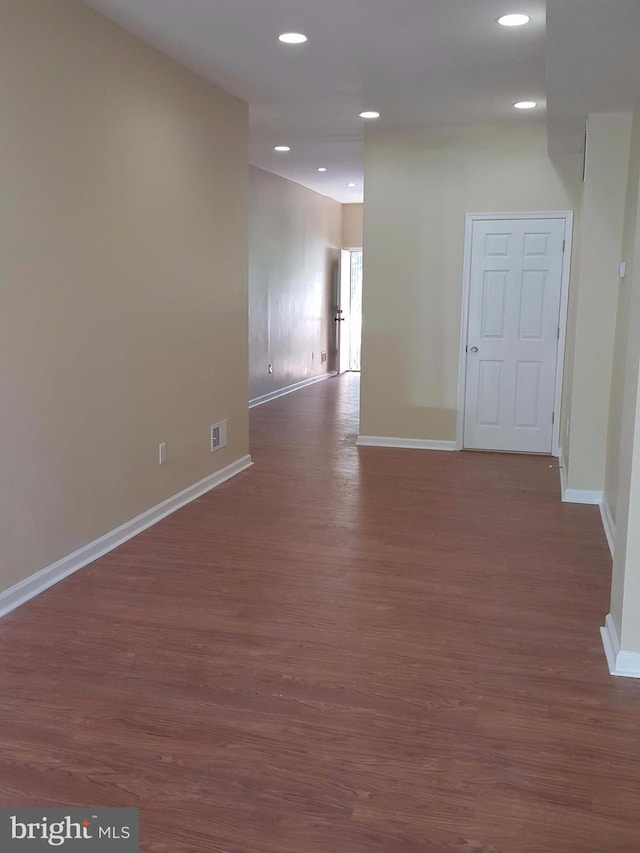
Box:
463 218 565 453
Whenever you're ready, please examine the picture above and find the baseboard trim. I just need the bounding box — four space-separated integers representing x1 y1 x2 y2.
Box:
558 448 614 552
601 614 640 678
356 436 458 451
249 373 335 409
562 488 603 505
0 454 253 619
599 497 615 558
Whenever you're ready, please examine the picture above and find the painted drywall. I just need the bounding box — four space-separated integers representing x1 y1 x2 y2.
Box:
607 108 640 650
0 0 249 595
564 114 633 493
360 124 582 442
343 204 364 248
606 111 640 523
249 166 342 401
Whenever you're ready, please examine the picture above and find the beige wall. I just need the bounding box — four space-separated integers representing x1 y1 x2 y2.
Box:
0 0 249 594
342 204 364 248
249 166 342 400
606 111 640 522
605 109 640 650
360 124 582 441
564 114 633 493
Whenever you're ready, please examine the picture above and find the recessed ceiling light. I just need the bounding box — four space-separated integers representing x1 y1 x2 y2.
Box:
317 167 327 172
359 111 381 119
347 182 357 188
498 14 531 27
273 145 291 152
278 32 308 44
514 101 537 110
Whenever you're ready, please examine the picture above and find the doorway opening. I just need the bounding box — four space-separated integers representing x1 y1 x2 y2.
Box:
337 249 363 373
349 251 363 371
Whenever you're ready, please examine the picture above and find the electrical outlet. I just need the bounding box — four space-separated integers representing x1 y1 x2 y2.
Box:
158 442 167 465
321 351 327 364
268 363 273 374
210 420 227 452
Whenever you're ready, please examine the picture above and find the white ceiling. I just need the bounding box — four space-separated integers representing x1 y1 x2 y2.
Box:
82 0 640 203
546 0 640 155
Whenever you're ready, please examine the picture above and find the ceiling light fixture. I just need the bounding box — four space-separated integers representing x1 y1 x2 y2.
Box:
278 32 308 44
273 145 291 152
498 14 531 27
317 167 327 172
347 182 357 188
514 101 537 109
359 111 381 119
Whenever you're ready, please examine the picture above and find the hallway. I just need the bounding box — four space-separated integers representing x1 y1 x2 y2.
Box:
1 373 639 852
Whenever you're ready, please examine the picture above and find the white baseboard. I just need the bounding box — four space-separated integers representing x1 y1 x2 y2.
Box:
562 488 603 505
599 497 615 558
0 454 253 619
601 614 640 678
558 448 614 553
249 373 335 409
356 436 458 451
558 447 603 504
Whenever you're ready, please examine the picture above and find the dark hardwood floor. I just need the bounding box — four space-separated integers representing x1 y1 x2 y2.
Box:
1 373 639 852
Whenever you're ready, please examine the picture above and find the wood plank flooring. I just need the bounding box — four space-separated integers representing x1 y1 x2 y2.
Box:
1 372 639 852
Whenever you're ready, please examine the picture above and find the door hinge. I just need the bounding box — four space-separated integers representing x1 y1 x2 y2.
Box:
563 239 566 253
552 412 555 425
557 326 560 340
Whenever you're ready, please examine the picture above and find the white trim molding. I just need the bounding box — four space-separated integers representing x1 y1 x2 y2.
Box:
0 454 253 619
457 210 574 454
249 373 335 409
599 497 615 558
356 436 457 451
601 614 640 678
562 488 603 505
559 447 615 555
559 446 608 503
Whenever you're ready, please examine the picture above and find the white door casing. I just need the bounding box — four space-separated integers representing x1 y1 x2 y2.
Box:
461 216 568 454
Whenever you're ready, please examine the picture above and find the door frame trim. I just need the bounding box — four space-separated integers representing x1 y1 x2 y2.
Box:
456 211 574 456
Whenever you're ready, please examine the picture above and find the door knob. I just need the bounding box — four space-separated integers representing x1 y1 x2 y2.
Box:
469 346 478 353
